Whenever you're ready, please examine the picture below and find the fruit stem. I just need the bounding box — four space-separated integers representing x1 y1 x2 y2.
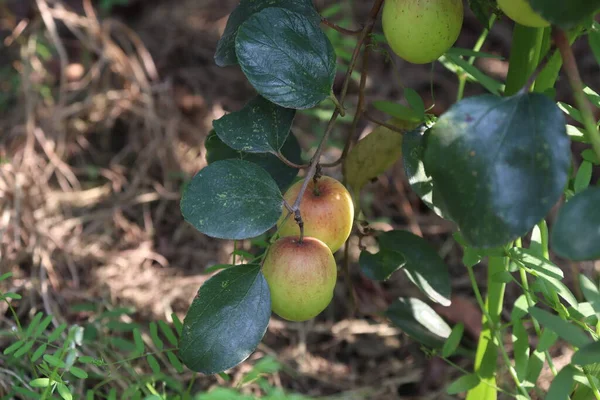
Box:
312 164 322 196
554 28 600 161
321 17 362 36
294 209 304 243
290 0 385 213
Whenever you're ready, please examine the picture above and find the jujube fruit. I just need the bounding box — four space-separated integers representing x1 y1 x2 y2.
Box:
278 176 354 253
262 236 337 322
382 0 464 64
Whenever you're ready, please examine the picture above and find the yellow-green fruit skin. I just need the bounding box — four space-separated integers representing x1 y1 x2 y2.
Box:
278 176 354 253
262 237 337 322
498 0 549 28
382 0 464 64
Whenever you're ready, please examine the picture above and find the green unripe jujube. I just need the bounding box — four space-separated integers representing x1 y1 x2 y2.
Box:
382 0 464 64
498 0 549 28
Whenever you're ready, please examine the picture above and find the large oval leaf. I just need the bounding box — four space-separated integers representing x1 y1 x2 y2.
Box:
181 159 282 239
386 297 452 349
235 7 336 109
205 131 302 191
213 96 295 153
214 0 320 67
359 249 405 281
378 230 451 306
179 265 271 374
529 0 600 29
424 93 570 248
551 187 600 261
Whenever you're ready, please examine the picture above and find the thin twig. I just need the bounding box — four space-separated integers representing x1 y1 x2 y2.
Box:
290 0 385 212
321 17 362 36
554 28 600 160
276 151 309 169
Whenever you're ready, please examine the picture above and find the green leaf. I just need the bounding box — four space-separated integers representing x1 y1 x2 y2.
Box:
57 383 73 400
213 96 295 153
30 378 51 388
385 297 452 349
512 320 530 381
529 307 591 348
447 373 480 395
235 7 336 109
372 100 423 122
404 88 425 117
2 292 21 300
552 187 600 260
179 264 270 374
442 54 503 95
359 249 405 281
442 323 464 358
48 323 67 343
580 275 600 317
572 341 600 366
44 354 66 368
402 125 451 220
537 328 558 352
167 351 184 373
31 344 47 362
0 272 13 281
205 131 301 191
172 313 183 337
4 339 24 355
181 159 282 240
509 248 563 280
146 354 161 375
25 312 44 338
546 365 575 400
204 264 235 274
214 0 319 66
424 93 570 248
133 328 145 355
467 0 496 28
528 0 600 29
69 366 88 379
158 321 178 347
14 340 34 358
149 322 164 351
378 230 451 306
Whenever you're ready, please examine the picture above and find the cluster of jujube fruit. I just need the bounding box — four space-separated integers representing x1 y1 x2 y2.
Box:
265 176 354 321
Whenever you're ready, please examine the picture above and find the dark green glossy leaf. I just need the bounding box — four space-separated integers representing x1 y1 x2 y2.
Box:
179 265 270 374
181 159 282 240
424 93 570 248
213 96 295 153
528 0 600 29
235 7 336 109
529 307 591 348
552 187 600 261
205 131 302 191
385 297 452 349
359 249 405 281
378 230 451 306
546 365 575 400
215 0 319 66
402 126 451 219
447 373 480 395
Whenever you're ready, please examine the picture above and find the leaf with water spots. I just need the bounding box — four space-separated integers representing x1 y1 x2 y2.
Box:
179 264 270 374
424 93 570 248
181 159 282 240
213 96 295 154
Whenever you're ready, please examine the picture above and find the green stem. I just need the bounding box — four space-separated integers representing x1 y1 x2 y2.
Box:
466 258 531 399
534 28 583 94
554 29 600 161
505 26 545 96
584 367 600 400
457 15 496 102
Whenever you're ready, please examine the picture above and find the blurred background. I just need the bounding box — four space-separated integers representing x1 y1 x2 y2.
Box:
1 0 599 398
